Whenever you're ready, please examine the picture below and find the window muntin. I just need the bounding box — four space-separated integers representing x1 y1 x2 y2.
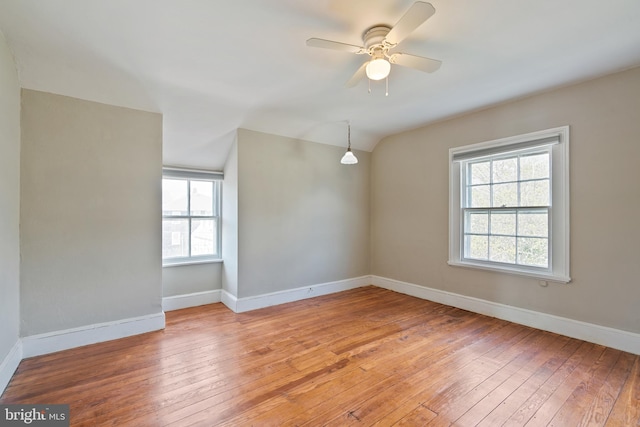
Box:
162 170 222 265
448 127 570 283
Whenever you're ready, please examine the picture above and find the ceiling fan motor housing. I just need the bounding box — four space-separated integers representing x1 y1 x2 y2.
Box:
363 26 392 51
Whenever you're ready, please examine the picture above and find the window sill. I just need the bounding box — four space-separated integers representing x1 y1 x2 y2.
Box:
447 260 571 284
163 258 223 268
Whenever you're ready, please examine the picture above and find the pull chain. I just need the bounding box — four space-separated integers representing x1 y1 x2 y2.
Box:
367 77 390 96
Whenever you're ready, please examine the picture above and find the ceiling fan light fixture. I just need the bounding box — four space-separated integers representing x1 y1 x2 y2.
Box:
366 58 391 81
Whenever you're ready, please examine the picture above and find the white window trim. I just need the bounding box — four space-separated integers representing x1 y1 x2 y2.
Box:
162 167 223 267
448 126 570 283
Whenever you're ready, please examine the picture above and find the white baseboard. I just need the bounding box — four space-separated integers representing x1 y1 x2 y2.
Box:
222 276 371 313
0 340 22 396
21 312 166 359
163 290 222 311
372 275 640 355
221 289 238 312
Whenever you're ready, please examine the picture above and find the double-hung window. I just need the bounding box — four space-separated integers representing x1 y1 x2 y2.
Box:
448 127 570 282
162 167 222 266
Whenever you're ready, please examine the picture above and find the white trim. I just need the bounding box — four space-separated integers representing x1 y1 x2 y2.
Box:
222 276 371 313
0 340 22 396
163 258 223 268
372 275 640 355
21 312 166 358
449 127 565 160
162 290 222 311
163 165 224 180
447 260 571 284
221 290 238 312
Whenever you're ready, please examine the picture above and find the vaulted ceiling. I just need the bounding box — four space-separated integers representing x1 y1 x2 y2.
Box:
1 0 639 169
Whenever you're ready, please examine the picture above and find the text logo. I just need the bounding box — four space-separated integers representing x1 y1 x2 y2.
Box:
0 405 69 426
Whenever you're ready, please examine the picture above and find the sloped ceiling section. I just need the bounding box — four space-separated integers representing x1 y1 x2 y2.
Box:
1 0 639 169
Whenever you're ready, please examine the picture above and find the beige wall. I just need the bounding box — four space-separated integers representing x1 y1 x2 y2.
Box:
162 262 222 297
222 138 239 297
0 30 21 365
235 129 370 299
371 66 640 334
20 90 163 336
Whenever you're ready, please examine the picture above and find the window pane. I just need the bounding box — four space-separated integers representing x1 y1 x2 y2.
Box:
491 211 516 235
190 180 214 216
517 237 548 267
520 180 550 206
518 211 548 237
162 179 188 216
466 211 488 234
469 185 490 207
466 235 488 260
162 219 189 258
492 183 518 207
469 161 490 185
520 153 549 180
489 236 516 263
492 157 517 183
192 219 216 256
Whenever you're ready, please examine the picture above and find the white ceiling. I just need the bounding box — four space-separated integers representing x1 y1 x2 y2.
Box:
1 0 639 170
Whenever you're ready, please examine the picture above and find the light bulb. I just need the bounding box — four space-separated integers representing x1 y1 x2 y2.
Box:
366 58 391 81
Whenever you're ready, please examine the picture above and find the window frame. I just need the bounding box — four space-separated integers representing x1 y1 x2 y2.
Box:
162 167 223 267
448 126 570 283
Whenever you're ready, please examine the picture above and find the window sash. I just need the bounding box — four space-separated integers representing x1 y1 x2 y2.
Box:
461 207 550 270
462 147 551 209
162 217 219 260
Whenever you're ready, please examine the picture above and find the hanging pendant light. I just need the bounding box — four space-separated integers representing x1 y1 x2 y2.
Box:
340 121 358 165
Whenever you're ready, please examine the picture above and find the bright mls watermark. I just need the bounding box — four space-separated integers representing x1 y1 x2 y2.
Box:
0 405 69 426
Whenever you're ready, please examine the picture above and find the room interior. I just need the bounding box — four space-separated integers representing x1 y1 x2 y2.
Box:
1 0 639 423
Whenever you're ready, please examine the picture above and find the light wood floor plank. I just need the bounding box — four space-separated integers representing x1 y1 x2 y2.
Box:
606 355 640 426
581 351 636 426
545 347 622 426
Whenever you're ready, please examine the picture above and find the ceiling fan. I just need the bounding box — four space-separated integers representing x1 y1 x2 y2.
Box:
306 1 442 92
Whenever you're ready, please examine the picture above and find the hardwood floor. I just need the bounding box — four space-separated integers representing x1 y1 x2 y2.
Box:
2 286 638 426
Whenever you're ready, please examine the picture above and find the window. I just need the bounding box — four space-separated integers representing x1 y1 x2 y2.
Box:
449 127 570 282
162 168 222 265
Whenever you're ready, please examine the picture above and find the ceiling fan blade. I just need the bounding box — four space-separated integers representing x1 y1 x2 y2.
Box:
384 2 435 46
306 38 365 54
389 52 441 73
345 62 368 87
